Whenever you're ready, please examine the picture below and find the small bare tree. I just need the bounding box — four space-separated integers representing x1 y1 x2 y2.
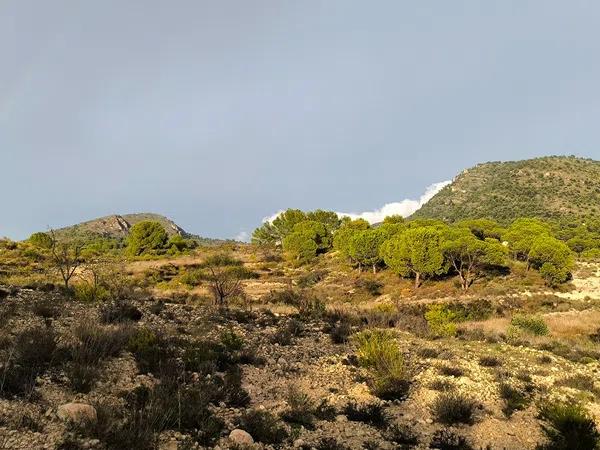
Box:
49 230 84 290
206 261 244 307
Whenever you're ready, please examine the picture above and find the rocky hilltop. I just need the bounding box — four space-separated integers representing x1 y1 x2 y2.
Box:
53 213 188 240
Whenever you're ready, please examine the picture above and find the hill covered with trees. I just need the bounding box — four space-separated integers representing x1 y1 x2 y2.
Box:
411 156 600 224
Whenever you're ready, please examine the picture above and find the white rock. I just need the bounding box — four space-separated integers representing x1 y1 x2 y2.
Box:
229 429 254 445
57 403 97 424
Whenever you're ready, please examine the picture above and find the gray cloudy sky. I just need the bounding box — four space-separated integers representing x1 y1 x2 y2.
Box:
2 1 600 240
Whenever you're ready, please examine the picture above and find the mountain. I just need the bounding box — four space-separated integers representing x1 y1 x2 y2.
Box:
411 156 600 224
53 213 189 240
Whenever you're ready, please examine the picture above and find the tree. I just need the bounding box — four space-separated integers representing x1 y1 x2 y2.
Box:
282 232 318 266
49 230 84 290
383 215 405 225
252 209 307 246
348 229 386 273
380 226 446 288
205 256 245 307
28 232 53 249
442 228 507 291
528 235 574 286
503 218 551 266
292 221 332 252
126 221 168 256
457 219 504 241
333 219 370 261
306 210 342 234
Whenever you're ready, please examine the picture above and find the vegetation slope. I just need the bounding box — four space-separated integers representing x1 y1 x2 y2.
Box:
411 156 600 224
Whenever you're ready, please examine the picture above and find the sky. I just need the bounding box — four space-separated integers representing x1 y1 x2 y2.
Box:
2 1 600 240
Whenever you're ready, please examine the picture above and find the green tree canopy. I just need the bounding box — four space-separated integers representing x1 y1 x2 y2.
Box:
380 226 446 288
282 230 318 266
306 210 342 234
443 228 507 290
528 235 574 286
252 209 308 246
503 218 552 263
28 232 53 249
457 218 504 241
333 219 370 260
293 220 332 252
383 215 405 224
126 221 168 256
348 229 386 273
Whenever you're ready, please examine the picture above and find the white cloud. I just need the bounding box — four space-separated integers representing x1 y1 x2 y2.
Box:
234 230 251 242
336 180 451 224
261 180 451 226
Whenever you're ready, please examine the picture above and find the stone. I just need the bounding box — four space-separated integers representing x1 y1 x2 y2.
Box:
57 403 97 424
229 429 254 445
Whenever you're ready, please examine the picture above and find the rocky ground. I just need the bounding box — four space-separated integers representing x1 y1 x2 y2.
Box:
0 256 600 450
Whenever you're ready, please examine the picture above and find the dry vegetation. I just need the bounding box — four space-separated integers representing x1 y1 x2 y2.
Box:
0 238 599 449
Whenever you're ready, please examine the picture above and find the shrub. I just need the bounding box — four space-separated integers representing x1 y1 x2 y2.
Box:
499 382 530 417
510 314 549 336
271 319 303 346
555 374 600 397
354 278 384 296
418 347 441 358
297 270 328 288
343 401 388 428
479 355 502 367
238 409 288 445
74 283 110 303
354 329 410 400
429 379 455 392
220 329 244 352
0 327 59 397
431 392 478 425
425 304 459 337
297 295 326 320
430 429 473 450
312 437 350 450
329 321 353 344
100 300 143 323
438 365 465 377
354 329 400 369
127 328 176 376
537 400 600 450
31 297 62 319
385 423 419 447
67 322 132 392
282 385 317 428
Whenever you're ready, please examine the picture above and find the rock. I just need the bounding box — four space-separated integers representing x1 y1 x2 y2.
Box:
229 429 254 445
159 441 178 450
57 403 97 424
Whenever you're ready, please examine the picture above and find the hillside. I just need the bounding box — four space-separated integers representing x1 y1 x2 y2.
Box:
412 156 600 224
53 213 188 240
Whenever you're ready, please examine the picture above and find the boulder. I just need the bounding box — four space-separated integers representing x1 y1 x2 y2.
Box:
57 403 97 424
229 429 254 445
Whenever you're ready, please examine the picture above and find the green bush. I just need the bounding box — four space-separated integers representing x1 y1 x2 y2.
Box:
74 283 110 303
354 329 410 399
537 400 600 450
511 314 549 336
425 304 459 337
126 221 168 257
